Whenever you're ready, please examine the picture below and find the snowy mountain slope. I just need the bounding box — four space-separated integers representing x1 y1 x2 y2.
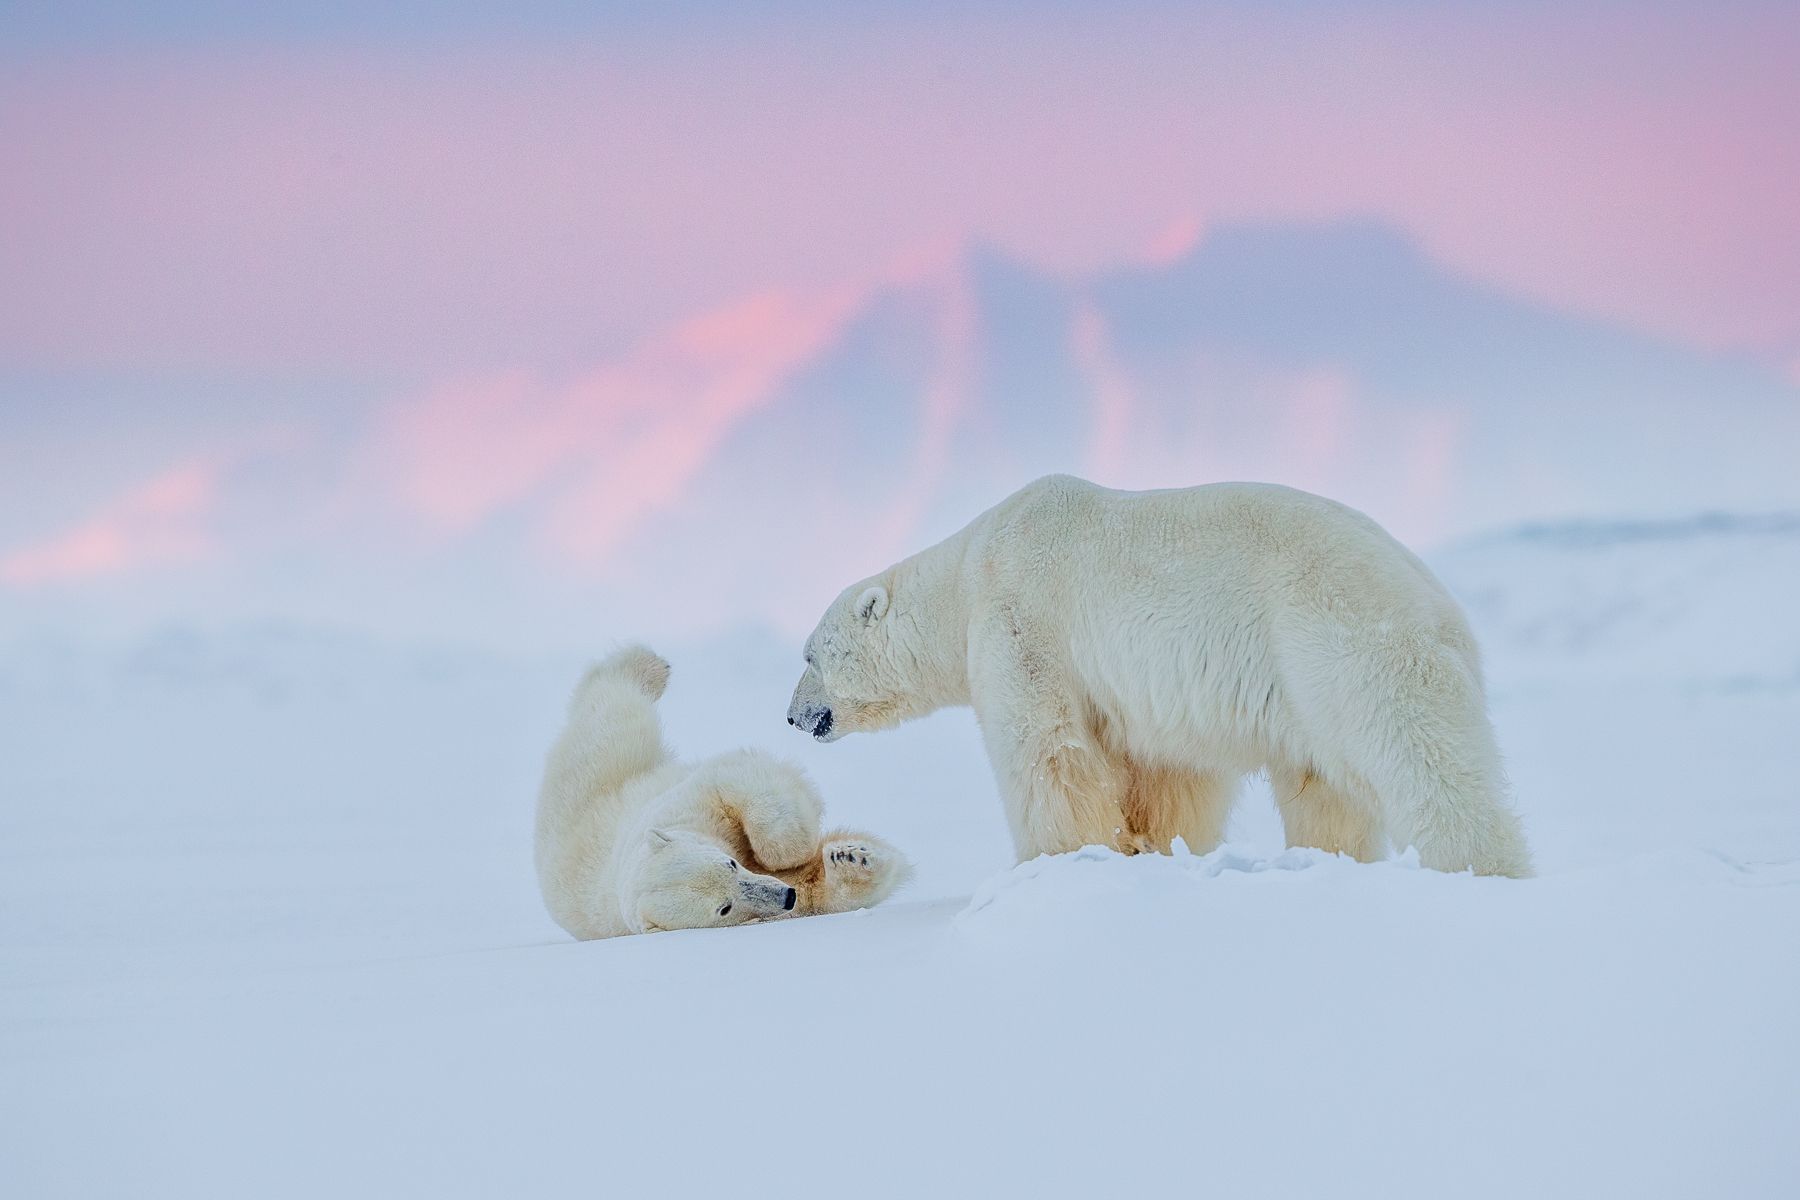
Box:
2 513 1797 1198
598 219 1800 635
751 222 1800 531
1436 512 1800 688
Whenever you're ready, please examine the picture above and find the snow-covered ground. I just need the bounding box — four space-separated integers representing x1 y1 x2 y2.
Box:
3 514 1797 1198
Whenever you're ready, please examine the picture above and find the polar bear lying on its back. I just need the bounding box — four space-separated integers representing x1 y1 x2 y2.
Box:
536 646 910 939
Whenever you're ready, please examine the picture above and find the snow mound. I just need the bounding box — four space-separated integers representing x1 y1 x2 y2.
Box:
956 839 1800 954
956 841 1434 946
963 840 1405 915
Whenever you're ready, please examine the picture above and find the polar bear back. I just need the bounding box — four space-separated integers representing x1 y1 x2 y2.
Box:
974 476 1476 773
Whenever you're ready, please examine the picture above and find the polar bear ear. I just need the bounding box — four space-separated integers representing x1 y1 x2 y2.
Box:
856 585 889 625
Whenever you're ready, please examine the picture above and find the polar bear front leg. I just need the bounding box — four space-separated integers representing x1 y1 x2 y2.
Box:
1124 763 1236 855
995 728 1130 860
798 831 912 914
971 632 1130 860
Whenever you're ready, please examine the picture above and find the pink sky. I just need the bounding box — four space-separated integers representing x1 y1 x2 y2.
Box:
2 5 1796 376
2 3 1797 642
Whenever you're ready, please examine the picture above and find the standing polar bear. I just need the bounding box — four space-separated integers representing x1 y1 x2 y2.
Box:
537 646 910 939
788 475 1531 877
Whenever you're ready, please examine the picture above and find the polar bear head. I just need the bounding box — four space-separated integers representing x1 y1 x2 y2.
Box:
621 828 797 934
788 576 930 742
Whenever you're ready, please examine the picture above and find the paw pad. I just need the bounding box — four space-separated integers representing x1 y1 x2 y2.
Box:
828 844 873 868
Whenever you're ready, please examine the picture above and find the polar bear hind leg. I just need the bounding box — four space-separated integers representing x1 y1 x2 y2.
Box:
1299 632 1532 878
547 645 671 804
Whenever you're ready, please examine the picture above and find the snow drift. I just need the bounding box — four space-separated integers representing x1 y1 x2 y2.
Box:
2 513 1797 1198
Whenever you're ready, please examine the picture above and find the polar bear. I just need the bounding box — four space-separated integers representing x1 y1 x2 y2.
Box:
537 646 910 939
787 475 1531 878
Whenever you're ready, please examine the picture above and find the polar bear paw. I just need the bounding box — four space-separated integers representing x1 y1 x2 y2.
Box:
599 644 671 701
1120 831 1164 856
819 834 910 912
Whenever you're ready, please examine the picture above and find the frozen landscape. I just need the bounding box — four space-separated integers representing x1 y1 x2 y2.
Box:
2 510 1796 1198
7 3 1799 1195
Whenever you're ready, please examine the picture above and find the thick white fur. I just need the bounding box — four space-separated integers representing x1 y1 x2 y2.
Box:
789 475 1532 877
537 646 911 939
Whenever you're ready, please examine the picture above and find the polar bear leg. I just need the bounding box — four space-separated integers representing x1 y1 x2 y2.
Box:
693 750 824 872
970 619 1132 860
795 831 912 914
589 644 671 702
1372 733 1531 878
998 736 1127 859
982 699 1130 859
1123 763 1234 855
548 646 671 803
1269 764 1383 862
1308 637 1532 878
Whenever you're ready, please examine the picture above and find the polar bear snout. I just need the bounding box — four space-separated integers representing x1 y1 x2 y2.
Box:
787 694 836 741
788 657 850 741
739 874 799 916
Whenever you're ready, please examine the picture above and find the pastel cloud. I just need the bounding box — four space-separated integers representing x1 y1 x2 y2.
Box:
1139 215 1206 270
0 460 219 586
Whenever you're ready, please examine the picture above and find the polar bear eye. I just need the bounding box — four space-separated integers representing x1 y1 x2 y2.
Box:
718 903 732 917
726 859 737 871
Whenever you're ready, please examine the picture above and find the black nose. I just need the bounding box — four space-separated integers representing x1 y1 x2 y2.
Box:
782 887 797 911
787 716 795 726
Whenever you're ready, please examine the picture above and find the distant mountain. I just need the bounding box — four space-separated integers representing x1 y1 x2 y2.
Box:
8 219 1789 649
609 218 1800 624
1091 221 1799 521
